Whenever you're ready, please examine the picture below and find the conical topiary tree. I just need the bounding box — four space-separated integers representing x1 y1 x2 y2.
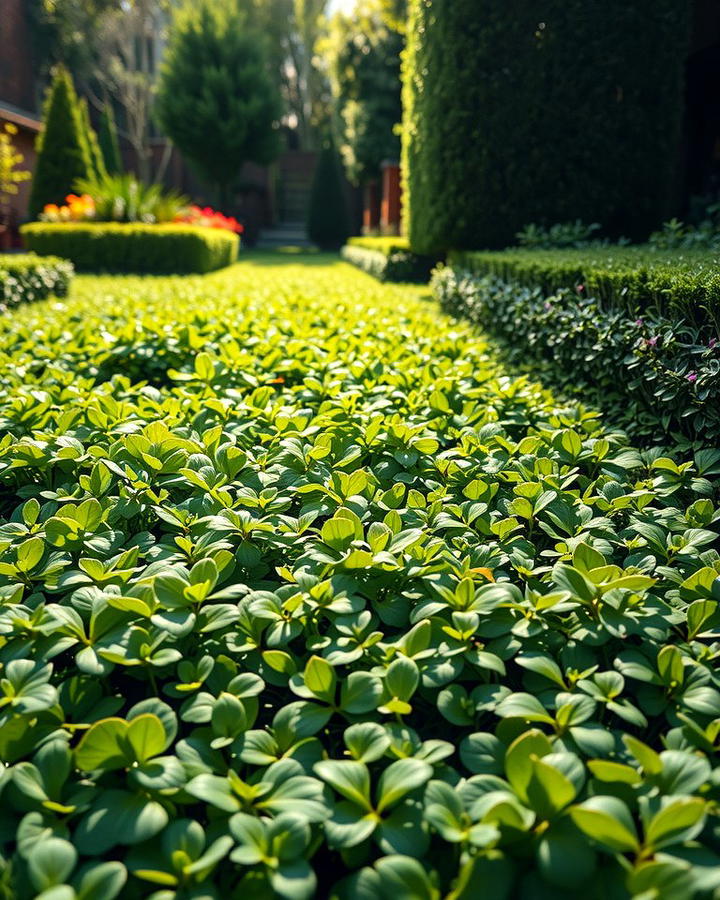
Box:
29 66 93 219
79 98 107 179
307 143 350 251
98 102 123 175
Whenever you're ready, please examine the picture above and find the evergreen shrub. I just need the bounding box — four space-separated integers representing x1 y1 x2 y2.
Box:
29 67 93 220
0 253 73 307
342 236 439 282
307 145 351 251
402 1 691 253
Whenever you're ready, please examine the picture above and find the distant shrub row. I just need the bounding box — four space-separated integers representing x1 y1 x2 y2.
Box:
433 262 720 445
21 223 239 274
343 237 437 283
0 254 74 309
451 247 720 327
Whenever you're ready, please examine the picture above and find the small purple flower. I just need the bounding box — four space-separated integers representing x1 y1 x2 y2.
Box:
576 284 585 294
686 372 698 383
710 337 717 350
544 301 552 310
647 335 658 347
635 318 644 327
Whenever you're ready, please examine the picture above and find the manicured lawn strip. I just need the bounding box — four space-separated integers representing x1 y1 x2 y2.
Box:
0 256 719 898
450 246 720 324
21 221 239 274
0 253 74 308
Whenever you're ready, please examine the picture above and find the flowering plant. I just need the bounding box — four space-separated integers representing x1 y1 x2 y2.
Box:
41 193 95 222
174 204 243 234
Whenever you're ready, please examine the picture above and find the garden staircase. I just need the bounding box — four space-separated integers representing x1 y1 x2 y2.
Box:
257 151 317 248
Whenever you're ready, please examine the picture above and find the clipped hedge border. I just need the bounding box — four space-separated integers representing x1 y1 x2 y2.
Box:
342 237 438 283
0 253 74 309
451 247 720 326
21 222 239 274
432 266 720 446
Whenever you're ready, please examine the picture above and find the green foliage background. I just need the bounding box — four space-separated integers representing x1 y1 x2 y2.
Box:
324 1 404 184
402 0 692 254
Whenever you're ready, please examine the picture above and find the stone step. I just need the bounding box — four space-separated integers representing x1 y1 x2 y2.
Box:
256 224 313 249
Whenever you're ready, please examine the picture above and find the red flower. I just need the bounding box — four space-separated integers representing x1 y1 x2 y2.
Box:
173 204 243 233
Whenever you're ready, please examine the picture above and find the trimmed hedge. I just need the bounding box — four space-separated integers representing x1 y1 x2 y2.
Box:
432 265 720 445
20 223 239 274
348 236 411 254
342 237 438 282
451 247 720 326
402 1 691 254
0 253 74 308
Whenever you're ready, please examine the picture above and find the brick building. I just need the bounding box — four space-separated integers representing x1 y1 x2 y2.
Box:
0 0 42 246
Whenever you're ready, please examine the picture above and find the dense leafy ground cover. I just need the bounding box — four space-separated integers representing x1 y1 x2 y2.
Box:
0 255 719 899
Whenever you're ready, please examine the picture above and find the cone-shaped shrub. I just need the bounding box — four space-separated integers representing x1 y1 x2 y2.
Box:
79 99 107 180
98 103 123 175
29 67 93 219
307 144 350 251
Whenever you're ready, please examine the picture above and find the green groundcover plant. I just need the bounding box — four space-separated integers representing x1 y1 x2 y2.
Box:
0 258 719 899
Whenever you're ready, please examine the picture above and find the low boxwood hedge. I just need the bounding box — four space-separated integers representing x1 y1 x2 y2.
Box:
21 222 239 274
0 253 74 308
451 247 720 327
342 236 438 283
1 259 719 898
432 265 720 446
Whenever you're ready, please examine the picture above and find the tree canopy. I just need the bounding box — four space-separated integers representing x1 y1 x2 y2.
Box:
322 0 404 184
156 0 283 205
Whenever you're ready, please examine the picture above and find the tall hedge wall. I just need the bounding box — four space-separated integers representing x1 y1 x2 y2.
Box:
402 1 692 254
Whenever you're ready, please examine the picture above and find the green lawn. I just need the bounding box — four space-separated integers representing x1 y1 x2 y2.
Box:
0 254 718 899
